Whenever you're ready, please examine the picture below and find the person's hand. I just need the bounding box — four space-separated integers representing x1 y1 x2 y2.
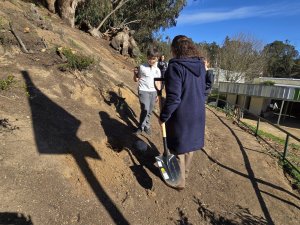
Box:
133 67 139 82
204 59 208 70
155 96 159 102
133 66 139 74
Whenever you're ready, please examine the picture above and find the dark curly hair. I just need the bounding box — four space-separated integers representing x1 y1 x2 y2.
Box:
171 35 200 58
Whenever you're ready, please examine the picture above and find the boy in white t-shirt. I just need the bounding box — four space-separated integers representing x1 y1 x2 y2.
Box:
133 48 161 135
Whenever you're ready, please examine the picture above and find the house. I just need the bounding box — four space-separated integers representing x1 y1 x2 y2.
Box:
217 77 300 124
211 67 245 85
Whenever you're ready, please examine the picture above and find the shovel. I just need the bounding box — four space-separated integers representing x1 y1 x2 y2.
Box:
154 78 181 187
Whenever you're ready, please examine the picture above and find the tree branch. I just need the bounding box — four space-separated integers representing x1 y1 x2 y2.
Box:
96 0 130 31
121 19 141 27
9 22 29 54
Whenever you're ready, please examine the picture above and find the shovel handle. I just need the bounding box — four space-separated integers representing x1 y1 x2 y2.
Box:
154 78 170 156
161 123 170 156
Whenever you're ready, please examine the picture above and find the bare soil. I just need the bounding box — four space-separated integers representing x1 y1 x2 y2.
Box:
0 1 299 225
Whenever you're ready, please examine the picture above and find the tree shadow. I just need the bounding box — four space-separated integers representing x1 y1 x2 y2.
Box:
22 71 130 225
194 197 268 225
207 108 300 224
101 90 139 128
0 212 33 225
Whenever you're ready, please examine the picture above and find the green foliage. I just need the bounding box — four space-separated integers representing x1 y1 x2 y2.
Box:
76 0 112 29
263 40 299 78
120 0 186 51
21 83 30 97
195 41 221 67
152 34 172 59
280 160 300 189
134 51 147 65
0 17 4 28
76 0 186 51
0 16 8 45
58 47 94 71
0 75 15 90
291 58 300 78
261 80 275 86
68 38 82 49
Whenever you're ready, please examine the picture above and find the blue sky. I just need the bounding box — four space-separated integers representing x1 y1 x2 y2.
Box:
161 0 300 50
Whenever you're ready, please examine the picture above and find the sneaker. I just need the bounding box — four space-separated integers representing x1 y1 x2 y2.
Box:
144 127 151 135
134 128 142 135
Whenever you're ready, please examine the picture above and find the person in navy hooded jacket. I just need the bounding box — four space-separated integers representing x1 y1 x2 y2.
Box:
159 35 206 189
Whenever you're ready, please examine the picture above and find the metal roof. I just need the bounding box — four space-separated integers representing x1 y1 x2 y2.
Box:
218 82 300 102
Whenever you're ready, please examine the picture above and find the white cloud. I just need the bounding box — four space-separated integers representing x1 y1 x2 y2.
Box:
178 3 300 25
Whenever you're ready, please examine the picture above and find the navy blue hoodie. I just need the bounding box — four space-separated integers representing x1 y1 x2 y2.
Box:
160 57 206 154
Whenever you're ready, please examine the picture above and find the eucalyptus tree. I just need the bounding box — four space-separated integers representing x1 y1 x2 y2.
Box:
41 0 85 27
263 40 299 77
76 0 186 48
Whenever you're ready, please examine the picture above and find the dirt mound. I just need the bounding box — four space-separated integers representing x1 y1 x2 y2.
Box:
0 1 299 225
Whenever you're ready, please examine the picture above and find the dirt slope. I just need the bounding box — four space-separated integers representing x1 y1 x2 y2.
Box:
0 1 299 225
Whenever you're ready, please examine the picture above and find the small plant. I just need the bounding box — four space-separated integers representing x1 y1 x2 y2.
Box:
58 47 94 71
261 80 275 86
0 16 8 29
22 83 30 97
68 38 81 49
0 17 4 29
0 75 15 90
280 160 300 189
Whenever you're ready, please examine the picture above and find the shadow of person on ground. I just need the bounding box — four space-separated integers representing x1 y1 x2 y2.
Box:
22 71 130 225
99 111 161 189
101 90 139 128
0 212 33 225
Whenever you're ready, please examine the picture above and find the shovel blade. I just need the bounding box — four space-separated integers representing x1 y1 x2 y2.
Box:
155 154 181 186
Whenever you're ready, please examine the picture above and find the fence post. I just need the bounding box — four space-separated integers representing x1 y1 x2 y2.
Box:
283 134 290 161
255 117 260 137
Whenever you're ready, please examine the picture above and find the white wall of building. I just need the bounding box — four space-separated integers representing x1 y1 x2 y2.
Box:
212 68 245 84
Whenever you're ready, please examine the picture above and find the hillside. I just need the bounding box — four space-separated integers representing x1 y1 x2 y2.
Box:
0 1 299 225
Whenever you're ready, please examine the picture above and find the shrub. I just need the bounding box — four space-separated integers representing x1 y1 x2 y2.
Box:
0 75 15 90
58 47 94 71
261 80 275 86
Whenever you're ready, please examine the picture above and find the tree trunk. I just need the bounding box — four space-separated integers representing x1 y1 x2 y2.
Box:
43 0 85 28
60 0 85 28
44 0 56 13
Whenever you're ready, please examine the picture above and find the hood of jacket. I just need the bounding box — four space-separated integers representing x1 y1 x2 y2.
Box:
169 57 203 77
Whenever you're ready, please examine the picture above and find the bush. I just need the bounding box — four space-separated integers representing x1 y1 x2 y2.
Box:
0 75 15 90
261 80 275 86
58 47 94 71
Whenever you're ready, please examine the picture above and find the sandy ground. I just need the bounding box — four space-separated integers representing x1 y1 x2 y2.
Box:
0 1 299 225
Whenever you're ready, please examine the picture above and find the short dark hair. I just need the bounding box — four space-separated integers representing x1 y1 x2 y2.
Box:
171 35 199 58
147 47 160 58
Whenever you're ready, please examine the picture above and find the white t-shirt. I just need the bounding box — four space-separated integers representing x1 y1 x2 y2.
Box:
138 63 161 92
